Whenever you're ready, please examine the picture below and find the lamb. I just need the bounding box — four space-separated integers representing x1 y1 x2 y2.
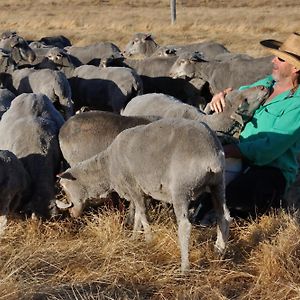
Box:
58 118 231 272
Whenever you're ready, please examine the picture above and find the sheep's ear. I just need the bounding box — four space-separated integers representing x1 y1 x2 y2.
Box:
144 33 153 41
190 51 206 62
10 36 20 47
165 48 177 56
57 171 76 180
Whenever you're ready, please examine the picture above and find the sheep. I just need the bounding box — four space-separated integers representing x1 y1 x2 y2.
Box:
169 52 273 94
58 111 158 167
40 47 81 78
123 33 159 58
0 32 36 65
122 86 270 142
123 32 229 60
0 93 65 218
0 49 74 120
65 42 123 66
0 150 30 235
69 65 143 113
12 68 73 119
58 118 231 272
24 47 143 114
0 88 16 120
38 35 72 49
118 55 209 108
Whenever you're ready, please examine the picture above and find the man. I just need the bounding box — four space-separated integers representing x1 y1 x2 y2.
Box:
195 32 300 224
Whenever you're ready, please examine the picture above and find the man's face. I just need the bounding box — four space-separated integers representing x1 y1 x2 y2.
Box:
272 56 295 82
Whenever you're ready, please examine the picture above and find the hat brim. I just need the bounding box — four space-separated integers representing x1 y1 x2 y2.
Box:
260 39 300 70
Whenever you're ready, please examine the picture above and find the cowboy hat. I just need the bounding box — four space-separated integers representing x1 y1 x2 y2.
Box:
260 32 300 70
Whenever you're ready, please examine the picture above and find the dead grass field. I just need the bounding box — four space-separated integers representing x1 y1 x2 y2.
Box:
0 0 299 56
0 1 300 299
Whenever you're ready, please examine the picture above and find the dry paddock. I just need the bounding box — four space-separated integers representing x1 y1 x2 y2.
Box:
1 1 300 299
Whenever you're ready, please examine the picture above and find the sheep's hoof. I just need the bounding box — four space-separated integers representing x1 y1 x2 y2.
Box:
214 243 226 257
180 263 190 274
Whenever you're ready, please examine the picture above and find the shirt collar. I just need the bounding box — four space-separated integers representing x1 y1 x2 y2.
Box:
293 84 300 97
268 76 300 101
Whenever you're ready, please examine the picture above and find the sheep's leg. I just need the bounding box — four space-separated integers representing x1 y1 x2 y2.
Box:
0 204 9 236
125 201 135 227
62 103 74 120
132 195 151 242
210 182 231 254
173 198 191 273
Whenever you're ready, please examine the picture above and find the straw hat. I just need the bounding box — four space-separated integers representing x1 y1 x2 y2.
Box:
260 32 300 70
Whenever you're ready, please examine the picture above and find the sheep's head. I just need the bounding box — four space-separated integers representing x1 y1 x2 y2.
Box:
227 85 270 123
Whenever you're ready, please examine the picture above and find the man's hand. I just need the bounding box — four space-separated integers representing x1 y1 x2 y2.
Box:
209 87 233 113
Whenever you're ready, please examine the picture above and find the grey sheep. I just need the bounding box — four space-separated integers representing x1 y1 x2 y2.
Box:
58 118 231 272
122 86 270 141
0 88 15 119
0 32 36 65
0 150 30 235
41 47 82 78
0 53 74 120
0 93 64 218
120 55 208 108
123 33 159 58
69 65 143 113
123 32 229 60
169 52 273 94
39 35 72 49
65 42 123 66
58 111 157 167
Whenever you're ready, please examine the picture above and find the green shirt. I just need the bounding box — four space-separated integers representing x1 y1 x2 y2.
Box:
238 75 300 189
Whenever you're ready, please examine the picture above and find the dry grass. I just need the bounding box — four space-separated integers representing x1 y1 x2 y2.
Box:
1 207 300 299
0 0 299 56
1 1 300 299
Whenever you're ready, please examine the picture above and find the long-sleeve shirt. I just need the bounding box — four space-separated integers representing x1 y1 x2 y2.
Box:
238 75 300 189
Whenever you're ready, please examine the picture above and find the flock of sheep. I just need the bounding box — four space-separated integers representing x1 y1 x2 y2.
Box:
0 30 295 272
